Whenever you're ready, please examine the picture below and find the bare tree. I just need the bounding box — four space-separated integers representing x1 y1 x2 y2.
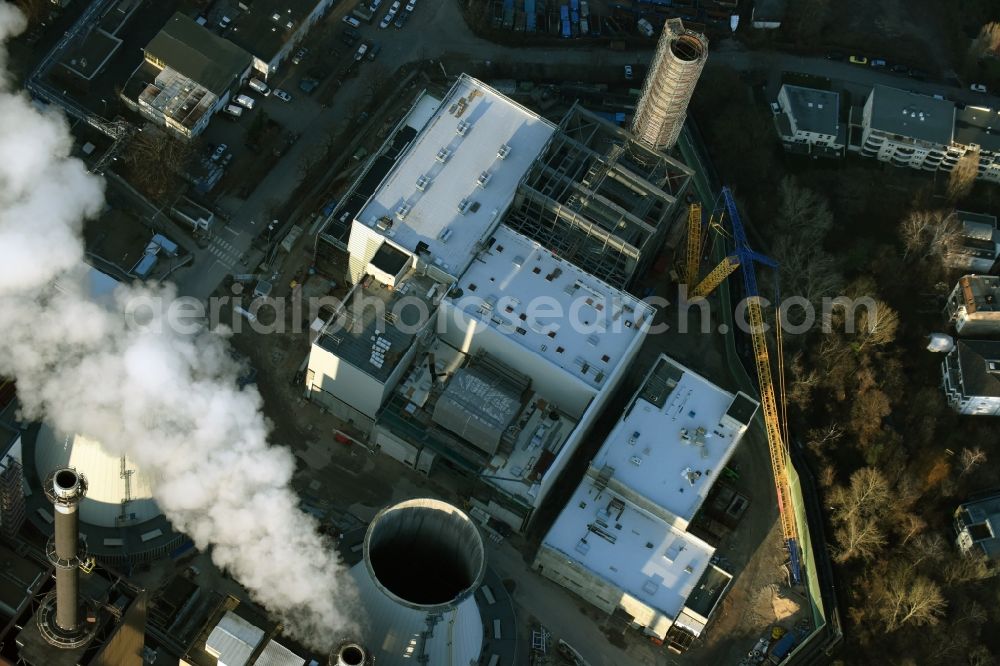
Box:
969 22 1000 59
896 513 927 545
959 447 987 476
833 512 886 563
830 466 891 520
120 127 194 203
871 566 947 632
900 209 960 261
776 176 834 244
853 300 900 351
948 149 980 202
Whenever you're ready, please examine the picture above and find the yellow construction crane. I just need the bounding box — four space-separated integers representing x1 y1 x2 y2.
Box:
705 188 802 583
685 202 741 298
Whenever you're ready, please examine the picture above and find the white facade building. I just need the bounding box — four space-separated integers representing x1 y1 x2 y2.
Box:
306 76 656 530
346 74 557 284
941 339 1000 416
945 275 1000 337
774 84 844 157
534 355 759 645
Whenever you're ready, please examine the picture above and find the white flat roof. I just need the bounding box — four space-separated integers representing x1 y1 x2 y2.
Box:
543 480 714 620
592 356 757 523
356 74 556 275
448 225 654 390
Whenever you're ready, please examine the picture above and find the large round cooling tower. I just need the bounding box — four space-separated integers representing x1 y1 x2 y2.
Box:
34 424 159 527
349 498 485 666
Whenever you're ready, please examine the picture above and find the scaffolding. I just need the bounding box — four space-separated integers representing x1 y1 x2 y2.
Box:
0 454 25 539
631 19 709 151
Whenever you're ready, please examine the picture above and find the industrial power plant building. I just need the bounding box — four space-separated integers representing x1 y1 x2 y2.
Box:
533 355 758 651
305 73 681 531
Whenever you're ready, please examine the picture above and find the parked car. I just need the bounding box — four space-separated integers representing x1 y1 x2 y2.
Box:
908 68 929 80
390 0 401 10
292 48 307 65
212 143 228 161
367 42 381 60
234 94 255 110
379 11 395 28
248 78 270 96
355 43 369 60
624 64 633 80
870 58 887 68
369 0 382 10
769 101 781 114
825 51 844 61
849 55 868 65
273 88 293 102
406 0 417 10
298 78 319 94
394 10 409 28
342 15 361 28
223 105 242 119
971 83 988 93
341 31 358 46
219 15 232 29
890 63 909 73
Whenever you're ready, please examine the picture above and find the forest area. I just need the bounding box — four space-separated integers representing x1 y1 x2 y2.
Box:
690 62 1000 665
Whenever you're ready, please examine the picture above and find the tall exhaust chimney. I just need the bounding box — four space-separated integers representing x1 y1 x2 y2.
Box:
347 498 486 665
329 640 374 666
38 467 95 648
631 18 708 151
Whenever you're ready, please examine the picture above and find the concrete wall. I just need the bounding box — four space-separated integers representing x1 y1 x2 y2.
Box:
307 344 385 418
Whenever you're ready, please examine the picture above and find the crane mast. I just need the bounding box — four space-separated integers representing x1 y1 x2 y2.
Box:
687 187 802 584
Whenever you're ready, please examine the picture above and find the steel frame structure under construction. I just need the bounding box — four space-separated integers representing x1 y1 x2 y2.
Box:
504 105 693 288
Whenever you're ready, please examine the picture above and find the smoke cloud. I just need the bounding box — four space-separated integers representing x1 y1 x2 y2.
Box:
0 5 355 648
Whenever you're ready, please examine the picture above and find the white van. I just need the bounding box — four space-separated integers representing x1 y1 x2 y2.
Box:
248 78 270 96
223 104 243 118
234 94 255 110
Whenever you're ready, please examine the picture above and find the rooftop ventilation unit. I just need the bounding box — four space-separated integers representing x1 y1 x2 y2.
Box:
438 227 453 242
375 216 393 231
457 198 473 214
456 120 471 136
476 171 492 188
416 175 431 191
497 144 511 160
395 203 411 220
436 147 452 163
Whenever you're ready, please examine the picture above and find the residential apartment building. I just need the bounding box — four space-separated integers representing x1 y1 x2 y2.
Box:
860 85 955 172
534 355 759 651
774 84 845 157
945 275 1000 336
954 493 1000 559
947 211 1000 274
854 85 1000 182
941 339 1000 415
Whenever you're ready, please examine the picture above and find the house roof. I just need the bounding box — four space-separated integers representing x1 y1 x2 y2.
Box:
957 339 1000 398
867 85 954 145
954 105 1000 153
145 13 251 96
780 85 839 136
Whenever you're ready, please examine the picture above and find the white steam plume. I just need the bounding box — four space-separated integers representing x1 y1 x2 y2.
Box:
0 4 355 648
